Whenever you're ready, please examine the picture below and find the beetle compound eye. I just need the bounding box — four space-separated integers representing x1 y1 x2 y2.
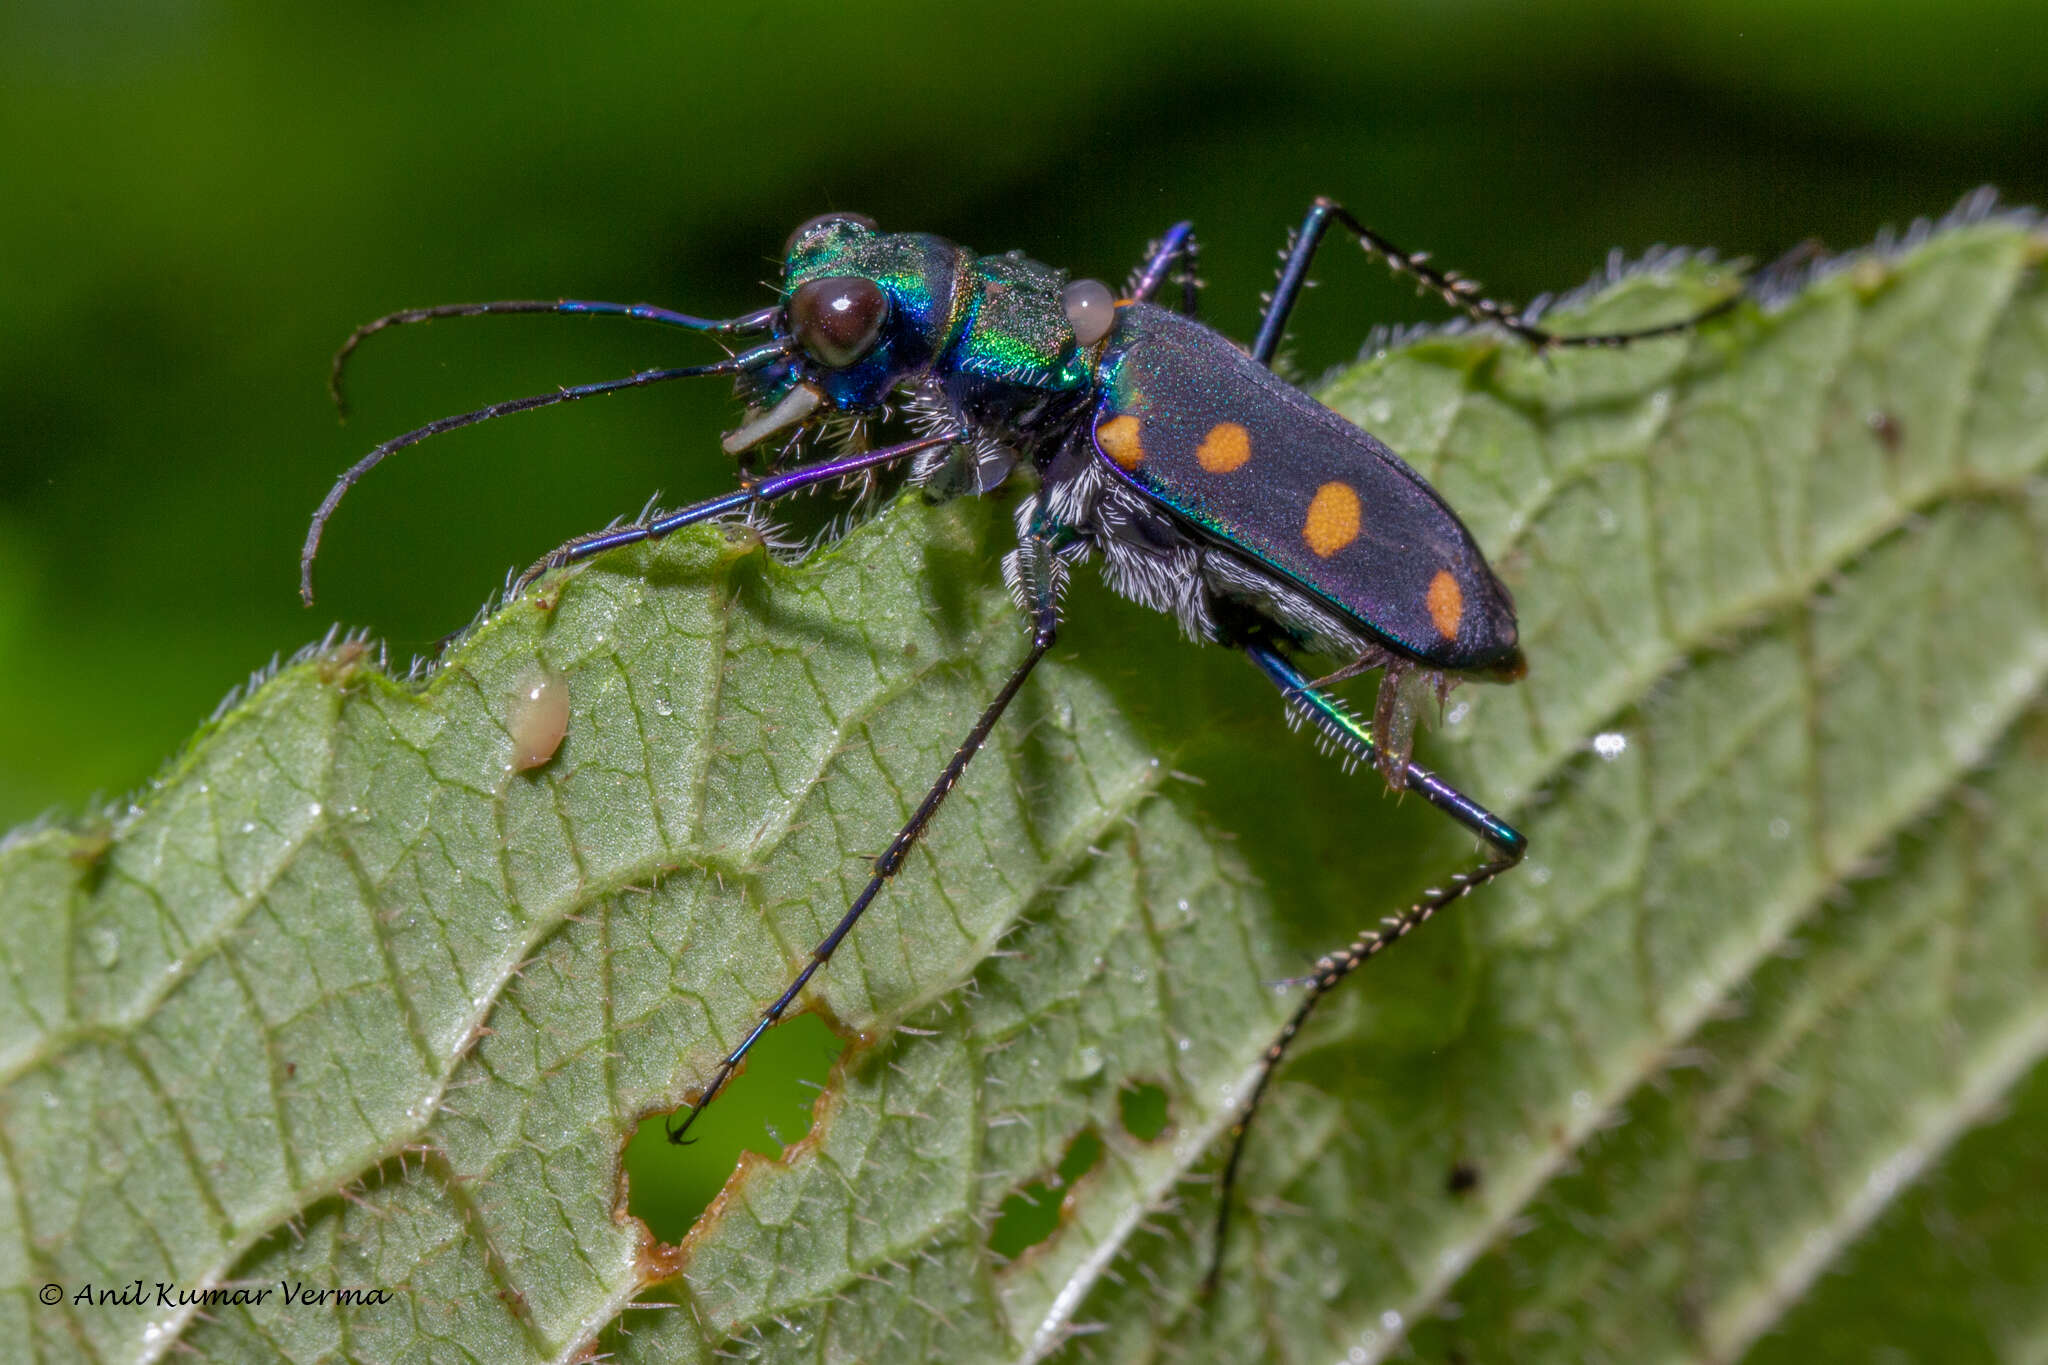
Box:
791 276 889 368
783 212 878 257
1063 278 1116 346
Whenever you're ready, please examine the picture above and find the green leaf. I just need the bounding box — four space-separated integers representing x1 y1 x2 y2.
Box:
5 212 2046 1363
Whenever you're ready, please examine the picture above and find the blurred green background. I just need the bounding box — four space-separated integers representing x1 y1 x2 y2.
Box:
2 0 2043 1229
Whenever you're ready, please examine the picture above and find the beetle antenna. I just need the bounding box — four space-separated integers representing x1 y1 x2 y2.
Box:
329 302 778 418
301 338 792 604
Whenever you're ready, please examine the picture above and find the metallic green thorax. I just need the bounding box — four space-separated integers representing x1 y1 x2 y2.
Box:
948 252 1097 392
779 221 1095 413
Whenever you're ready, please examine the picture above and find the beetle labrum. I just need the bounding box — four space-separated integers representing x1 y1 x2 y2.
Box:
303 201 1728 1280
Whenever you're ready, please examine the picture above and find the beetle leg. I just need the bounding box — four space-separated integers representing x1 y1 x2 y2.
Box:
1126 220 1201 315
664 510 1066 1144
510 430 964 594
1251 195 1732 367
1205 642 1526 1292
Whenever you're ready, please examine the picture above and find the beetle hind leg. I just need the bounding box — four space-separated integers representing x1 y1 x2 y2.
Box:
1250 195 1734 368
1204 642 1524 1292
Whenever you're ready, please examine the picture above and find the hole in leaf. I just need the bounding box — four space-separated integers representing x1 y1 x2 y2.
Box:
989 1128 1105 1258
1118 1080 1170 1142
1446 1159 1481 1196
623 1011 844 1243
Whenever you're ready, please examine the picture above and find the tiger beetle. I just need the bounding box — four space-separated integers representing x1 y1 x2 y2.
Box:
303 200 1729 1287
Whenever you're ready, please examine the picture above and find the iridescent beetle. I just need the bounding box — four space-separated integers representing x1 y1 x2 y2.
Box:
303 201 1725 1279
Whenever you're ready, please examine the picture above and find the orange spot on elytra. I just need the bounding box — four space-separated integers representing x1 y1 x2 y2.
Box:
1195 421 1252 473
1302 482 1361 557
1098 414 1145 470
1427 569 1464 640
